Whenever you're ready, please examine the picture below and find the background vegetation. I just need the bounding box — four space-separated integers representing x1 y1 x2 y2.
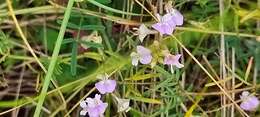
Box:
0 0 260 116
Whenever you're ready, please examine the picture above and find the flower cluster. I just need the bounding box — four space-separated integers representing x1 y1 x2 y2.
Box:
80 74 130 117
130 45 183 71
131 4 184 69
80 2 184 117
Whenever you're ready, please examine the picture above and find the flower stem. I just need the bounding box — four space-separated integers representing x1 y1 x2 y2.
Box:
170 65 174 74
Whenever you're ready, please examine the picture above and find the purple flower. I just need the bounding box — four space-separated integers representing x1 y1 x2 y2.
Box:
95 74 116 94
164 54 184 68
130 46 152 66
152 8 183 35
152 14 175 35
80 94 108 117
240 91 260 111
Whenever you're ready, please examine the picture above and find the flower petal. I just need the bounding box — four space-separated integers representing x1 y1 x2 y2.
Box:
87 107 100 117
240 91 250 99
86 98 96 108
87 103 107 117
152 23 174 35
240 97 259 111
171 9 183 26
131 57 139 66
138 24 152 42
164 54 183 68
137 46 151 55
117 98 130 112
130 52 139 66
164 54 174 65
174 62 184 68
162 13 176 27
80 101 87 108
240 101 252 111
249 97 260 109
80 110 88 116
172 54 184 68
138 33 146 43
97 103 108 114
136 46 152 64
94 94 101 100
104 80 117 93
95 81 107 94
139 54 152 64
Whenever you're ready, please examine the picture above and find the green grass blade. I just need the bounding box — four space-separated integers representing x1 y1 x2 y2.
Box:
71 41 78 76
33 0 75 116
87 0 145 16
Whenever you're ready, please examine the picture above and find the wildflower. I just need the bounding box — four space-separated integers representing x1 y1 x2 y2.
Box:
130 46 152 66
164 53 183 73
164 53 184 68
80 94 108 117
136 24 154 42
240 91 260 111
152 14 175 35
152 2 184 35
95 73 116 94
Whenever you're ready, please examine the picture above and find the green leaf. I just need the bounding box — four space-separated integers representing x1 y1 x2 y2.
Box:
83 52 103 61
127 95 162 104
0 30 11 54
62 38 75 44
79 40 103 49
71 42 78 76
38 28 66 52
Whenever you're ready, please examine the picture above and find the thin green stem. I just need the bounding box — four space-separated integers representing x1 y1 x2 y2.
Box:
33 0 75 116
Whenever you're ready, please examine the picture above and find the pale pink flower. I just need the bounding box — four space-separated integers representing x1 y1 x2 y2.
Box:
80 94 108 117
130 46 152 66
95 74 116 94
164 54 184 68
152 6 183 35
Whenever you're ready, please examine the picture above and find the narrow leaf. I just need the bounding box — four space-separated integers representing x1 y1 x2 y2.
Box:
71 41 78 76
127 96 162 104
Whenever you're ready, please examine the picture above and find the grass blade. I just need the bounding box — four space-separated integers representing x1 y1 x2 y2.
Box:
33 0 75 116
